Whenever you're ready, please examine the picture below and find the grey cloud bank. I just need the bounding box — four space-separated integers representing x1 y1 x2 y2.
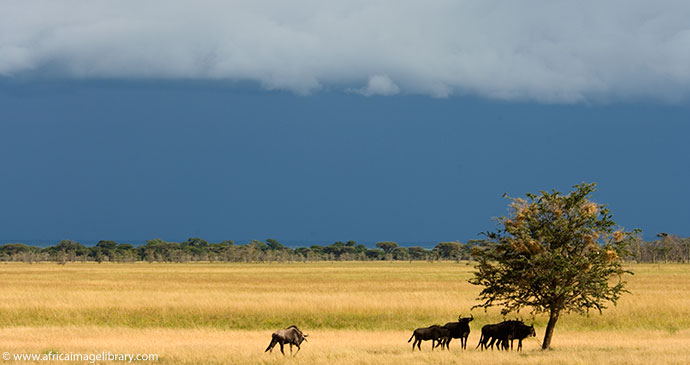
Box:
2 1 690 102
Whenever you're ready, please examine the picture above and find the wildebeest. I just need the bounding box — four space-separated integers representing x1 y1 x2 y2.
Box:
502 321 536 351
476 320 536 351
476 323 503 350
434 313 474 350
408 325 451 351
265 325 309 356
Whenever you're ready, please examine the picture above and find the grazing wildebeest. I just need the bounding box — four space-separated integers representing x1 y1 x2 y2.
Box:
434 313 474 350
408 325 451 351
265 325 309 356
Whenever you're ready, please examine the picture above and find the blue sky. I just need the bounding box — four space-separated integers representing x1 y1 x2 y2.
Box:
1 2 689 246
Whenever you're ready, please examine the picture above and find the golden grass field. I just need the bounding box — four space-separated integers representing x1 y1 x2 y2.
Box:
1 261 689 364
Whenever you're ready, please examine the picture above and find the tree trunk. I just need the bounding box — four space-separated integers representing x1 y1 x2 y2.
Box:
541 308 560 350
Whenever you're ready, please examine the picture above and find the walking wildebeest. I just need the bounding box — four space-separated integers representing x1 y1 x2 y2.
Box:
408 325 451 351
434 313 473 350
265 325 309 356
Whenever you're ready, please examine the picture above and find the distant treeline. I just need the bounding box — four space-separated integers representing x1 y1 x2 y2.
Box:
0 239 481 263
0 234 688 264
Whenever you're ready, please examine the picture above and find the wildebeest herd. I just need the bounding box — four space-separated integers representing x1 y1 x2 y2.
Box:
408 314 535 352
266 314 537 356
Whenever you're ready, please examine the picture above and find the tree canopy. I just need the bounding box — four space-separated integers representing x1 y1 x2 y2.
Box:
375 241 398 254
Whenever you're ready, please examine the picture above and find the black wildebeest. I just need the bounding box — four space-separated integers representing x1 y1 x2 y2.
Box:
265 325 309 356
434 313 474 350
502 321 536 351
476 320 536 351
408 325 451 351
476 323 503 350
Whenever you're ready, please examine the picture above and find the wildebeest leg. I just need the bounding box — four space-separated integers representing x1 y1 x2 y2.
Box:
488 337 496 350
445 338 451 350
289 343 293 355
279 342 285 355
417 339 422 351
433 339 447 350
518 339 523 351
293 344 301 356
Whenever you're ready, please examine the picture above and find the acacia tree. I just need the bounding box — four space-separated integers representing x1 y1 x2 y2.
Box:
470 183 636 349
375 241 398 254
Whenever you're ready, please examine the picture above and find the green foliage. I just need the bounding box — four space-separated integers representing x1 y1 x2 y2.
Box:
366 249 385 260
247 240 267 251
375 241 398 254
391 247 409 260
51 240 87 255
434 242 463 260
406 247 426 260
265 238 286 250
469 182 636 349
0 243 36 255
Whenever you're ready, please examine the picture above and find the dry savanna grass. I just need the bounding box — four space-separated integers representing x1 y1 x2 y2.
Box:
0 261 689 364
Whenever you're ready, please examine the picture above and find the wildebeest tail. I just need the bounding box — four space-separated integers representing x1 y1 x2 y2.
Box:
407 333 415 343
265 337 277 352
475 334 484 349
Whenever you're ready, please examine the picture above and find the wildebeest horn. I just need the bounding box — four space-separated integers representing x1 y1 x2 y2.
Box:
303 334 309 341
